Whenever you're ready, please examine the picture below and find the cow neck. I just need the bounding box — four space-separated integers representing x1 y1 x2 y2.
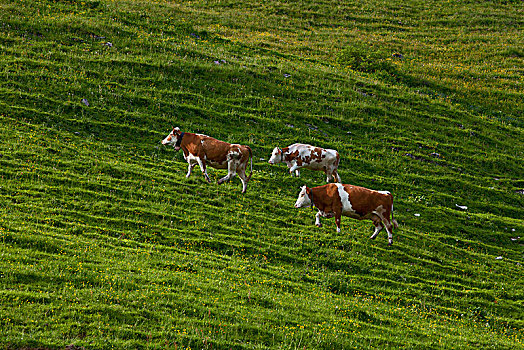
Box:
279 147 284 163
175 132 185 148
308 188 315 210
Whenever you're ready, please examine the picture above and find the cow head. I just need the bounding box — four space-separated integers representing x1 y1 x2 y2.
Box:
162 127 183 151
268 147 283 164
294 185 312 208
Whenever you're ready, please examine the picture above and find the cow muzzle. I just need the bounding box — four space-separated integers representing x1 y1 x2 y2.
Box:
174 146 181 151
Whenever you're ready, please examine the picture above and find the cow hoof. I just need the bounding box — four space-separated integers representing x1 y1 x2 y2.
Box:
370 236 377 240
316 223 322 228
388 241 393 246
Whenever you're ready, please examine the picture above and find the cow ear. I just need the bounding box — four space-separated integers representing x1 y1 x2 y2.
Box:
173 127 181 134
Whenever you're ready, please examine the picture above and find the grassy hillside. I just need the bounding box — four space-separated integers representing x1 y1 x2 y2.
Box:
1 0 523 349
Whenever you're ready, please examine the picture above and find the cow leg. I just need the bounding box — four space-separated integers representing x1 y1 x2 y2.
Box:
295 169 300 177
237 168 248 193
218 160 237 185
324 166 333 182
383 218 394 246
186 161 197 178
333 169 342 183
371 211 394 245
370 214 383 240
315 211 322 227
196 157 211 183
289 163 298 177
335 214 342 233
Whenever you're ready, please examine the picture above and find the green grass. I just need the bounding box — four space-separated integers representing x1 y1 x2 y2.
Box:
0 0 523 349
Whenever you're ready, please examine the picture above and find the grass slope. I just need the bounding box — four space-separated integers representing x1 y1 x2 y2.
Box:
0 0 523 349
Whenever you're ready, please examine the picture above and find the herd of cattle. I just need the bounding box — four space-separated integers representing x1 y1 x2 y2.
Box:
162 127 398 245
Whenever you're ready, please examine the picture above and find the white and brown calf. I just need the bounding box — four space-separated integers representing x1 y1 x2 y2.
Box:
162 127 253 193
268 143 341 183
294 183 398 245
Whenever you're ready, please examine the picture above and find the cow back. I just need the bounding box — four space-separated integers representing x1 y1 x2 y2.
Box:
342 184 393 216
201 136 232 164
181 133 227 163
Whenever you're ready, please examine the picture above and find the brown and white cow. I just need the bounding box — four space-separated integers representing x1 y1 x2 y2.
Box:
162 127 253 193
268 143 341 183
294 183 398 245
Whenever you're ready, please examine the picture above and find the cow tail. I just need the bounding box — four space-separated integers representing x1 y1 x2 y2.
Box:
246 146 253 181
391 196 399 228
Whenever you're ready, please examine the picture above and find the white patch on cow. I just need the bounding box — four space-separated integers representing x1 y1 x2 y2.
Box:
299 147 312 159
335 183 354 214
294 186 311 208
183 152 198 163
378 190 390 195
325 149 338 159
319 211 335 218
